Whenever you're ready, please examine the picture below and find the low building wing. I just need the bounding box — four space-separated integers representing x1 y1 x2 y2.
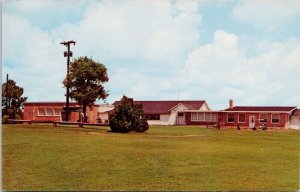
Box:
224 106 297 113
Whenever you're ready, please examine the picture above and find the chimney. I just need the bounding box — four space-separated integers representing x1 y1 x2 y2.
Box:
229 99 233 109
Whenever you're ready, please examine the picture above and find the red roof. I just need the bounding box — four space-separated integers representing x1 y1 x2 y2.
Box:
224 106 296 112
113 100 205 114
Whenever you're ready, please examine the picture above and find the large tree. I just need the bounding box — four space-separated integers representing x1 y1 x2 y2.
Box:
2 79 27 123
64 56 109 122
109 96 149 133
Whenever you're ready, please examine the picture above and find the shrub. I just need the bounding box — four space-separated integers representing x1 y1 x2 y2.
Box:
2 115 9 124
109 96 149 133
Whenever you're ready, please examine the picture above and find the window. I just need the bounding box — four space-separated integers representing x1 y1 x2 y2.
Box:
205 113 212 122
206 113 217 122
227 113 235 123
272 114 280 124
54 109 61 116
46 109 53 116
238 114 246 123
191 113 198 121
211 113 217 122
191 112 217 122
198 113 205 121
38 109 45 116
259 114 268 123
146 114 160 120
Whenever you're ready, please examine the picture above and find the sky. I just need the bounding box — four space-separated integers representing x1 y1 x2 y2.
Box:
2 0 300 110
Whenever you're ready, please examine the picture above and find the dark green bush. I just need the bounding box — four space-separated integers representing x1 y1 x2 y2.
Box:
109 96 149 133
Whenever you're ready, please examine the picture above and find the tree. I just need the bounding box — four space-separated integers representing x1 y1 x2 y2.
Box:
64 56 109 122
109 96 149 133
2 79 27 123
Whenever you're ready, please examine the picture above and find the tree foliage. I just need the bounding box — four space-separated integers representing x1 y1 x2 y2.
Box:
2 79 27 123
109 96 149 133
64 56 109 122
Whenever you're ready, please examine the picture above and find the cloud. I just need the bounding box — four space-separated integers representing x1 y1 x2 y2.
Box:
2 0 300 109
57 0 204 102
180 30 300 109
3 0 203 103
3 0 87 29
232 0 300 30
3 14 67 101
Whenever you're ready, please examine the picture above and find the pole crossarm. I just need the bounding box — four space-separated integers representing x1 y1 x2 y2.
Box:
60 40 76 46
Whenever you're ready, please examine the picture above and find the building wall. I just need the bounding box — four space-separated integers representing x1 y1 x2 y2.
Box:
184 111 289 128
23 104 63 122
291 116 300 125
185 112 219 126
98 113 109 123
147 114 170 125
221 112 288 128
160 114 170 122
290 116 300 130
23 103 99 123
170 104 188 114
85 106 99 123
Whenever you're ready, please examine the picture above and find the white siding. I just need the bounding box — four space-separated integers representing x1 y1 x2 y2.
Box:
99 113 109 123
290 116 300 130
160 114 170 122
147 114 170 125
171 103 189 113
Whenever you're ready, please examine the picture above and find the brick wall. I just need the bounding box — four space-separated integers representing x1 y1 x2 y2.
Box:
221 112 288 128
185 112 219 126
184 111 288 128
23 102 99 123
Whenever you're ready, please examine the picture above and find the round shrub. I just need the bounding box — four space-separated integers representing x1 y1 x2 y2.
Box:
109 96 149 133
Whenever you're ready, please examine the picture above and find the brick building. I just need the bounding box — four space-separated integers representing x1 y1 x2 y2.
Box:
23 100 298 128
109 99 297 128
221 106 296 128
23 102 100 123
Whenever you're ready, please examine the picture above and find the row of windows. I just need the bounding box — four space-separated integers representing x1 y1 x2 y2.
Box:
227 113 280 124
146 114 160 120
38 109 61 116
191 112 218 122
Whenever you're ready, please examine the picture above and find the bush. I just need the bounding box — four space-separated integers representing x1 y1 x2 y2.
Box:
2 115 9 124
109 96 149 133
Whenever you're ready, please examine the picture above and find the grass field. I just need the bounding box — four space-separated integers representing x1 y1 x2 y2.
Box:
2 124 299 191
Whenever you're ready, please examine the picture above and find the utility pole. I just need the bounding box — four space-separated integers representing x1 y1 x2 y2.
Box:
60 40 76 121
6 74 9 108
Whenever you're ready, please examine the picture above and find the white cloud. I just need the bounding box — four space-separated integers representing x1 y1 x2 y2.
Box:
3 0 203 103
232 0 300 30
3 0 300 109
3 0 87 29
181 30 300 109
174 0 200 12
3 14 67 101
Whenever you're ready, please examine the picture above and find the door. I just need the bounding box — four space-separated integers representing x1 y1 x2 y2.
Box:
177 113 185 125
249 116 255 128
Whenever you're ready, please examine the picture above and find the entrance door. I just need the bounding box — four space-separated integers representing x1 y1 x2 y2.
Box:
177 113 185 125
249 116 255 128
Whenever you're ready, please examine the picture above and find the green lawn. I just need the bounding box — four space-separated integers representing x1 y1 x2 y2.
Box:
2 124 299 191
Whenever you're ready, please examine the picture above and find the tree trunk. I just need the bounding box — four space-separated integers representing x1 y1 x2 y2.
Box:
83 104 87 123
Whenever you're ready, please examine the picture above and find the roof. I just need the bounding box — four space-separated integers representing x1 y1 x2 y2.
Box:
113 100 205 114
224 106 297 113
292 109 300 116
